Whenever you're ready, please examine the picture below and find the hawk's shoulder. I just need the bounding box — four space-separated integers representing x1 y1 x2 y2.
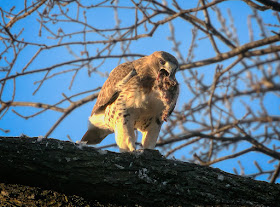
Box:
91 61 135 115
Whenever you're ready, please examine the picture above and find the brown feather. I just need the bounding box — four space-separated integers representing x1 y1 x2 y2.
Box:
91 62 136 115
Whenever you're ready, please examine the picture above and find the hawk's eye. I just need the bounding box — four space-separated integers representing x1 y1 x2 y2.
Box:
159 59 166 65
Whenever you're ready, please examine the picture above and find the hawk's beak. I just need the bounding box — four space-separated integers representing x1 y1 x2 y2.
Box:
160 69 169 76
165 61 178 77
157 69 169 80
157 61 178 80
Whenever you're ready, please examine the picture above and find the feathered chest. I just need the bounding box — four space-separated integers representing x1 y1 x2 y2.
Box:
103 74 178 130
119 76 164 111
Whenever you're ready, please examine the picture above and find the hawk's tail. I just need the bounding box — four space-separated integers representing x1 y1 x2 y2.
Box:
81 126 112 145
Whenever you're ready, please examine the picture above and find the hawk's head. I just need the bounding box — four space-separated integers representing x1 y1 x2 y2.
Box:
150 51 179 81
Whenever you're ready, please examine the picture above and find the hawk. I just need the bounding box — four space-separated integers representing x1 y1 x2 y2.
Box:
81 51 179 152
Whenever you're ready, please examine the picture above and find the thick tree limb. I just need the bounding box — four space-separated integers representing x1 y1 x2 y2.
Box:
0 137 279 206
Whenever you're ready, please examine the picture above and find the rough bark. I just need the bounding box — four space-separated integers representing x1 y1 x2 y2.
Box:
0 136 279 207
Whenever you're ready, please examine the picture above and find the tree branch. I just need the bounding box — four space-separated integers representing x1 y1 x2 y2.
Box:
255 0 280 12
5 0 48 29
0 137 279 206
181 34 280 70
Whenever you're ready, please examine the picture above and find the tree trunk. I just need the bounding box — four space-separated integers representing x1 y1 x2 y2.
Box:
0 136 279 206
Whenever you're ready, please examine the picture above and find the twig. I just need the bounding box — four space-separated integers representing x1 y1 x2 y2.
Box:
5 0 48 29
270 162 280 183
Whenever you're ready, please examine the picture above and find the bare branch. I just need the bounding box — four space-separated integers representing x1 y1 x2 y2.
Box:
5 0 48 29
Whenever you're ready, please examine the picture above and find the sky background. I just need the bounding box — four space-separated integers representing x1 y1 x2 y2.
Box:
0 0 279 182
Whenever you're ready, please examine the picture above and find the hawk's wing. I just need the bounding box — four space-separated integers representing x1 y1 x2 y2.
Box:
91 61 136 115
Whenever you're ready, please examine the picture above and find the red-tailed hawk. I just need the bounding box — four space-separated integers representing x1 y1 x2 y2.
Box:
81 51 179 152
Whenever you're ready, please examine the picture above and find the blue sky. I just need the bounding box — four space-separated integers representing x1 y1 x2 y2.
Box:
0 0 279 182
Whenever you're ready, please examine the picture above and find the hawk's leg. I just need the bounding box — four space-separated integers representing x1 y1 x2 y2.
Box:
141 119 162 149
115 112 136 152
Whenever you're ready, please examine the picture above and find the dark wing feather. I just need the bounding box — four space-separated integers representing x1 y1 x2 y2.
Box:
91 61 135 115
